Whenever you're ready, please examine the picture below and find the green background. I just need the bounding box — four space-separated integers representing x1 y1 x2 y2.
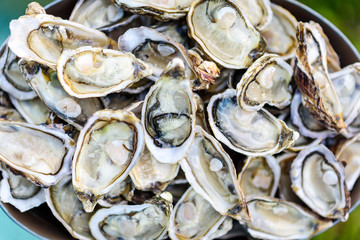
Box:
0 0 360 239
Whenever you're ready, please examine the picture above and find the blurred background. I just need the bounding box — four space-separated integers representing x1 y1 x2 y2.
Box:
0 0 360 239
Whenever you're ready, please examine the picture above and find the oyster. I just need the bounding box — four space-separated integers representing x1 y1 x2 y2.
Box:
57 46 152 98
0 47 37 100
187 0 266 69
45 175 93 240
244 197 332 240
9 96 51 125
72 109 144 212
69 0 124 30
98 176 134 207
236 54 293 111
260 3 297 60
130 147 179 193
0 121 75 186
111 0 192 20
207 89 298 156
330 63 360 126
234 0 272 30
142 58 196 164
89 192 173 240
239 156 280 199
168 187 232 240
333 136 360 191
0 164 45 212
8 12 117 69
290 144 350 220
180 126 249 221
20 60 104 129
294 21 345 131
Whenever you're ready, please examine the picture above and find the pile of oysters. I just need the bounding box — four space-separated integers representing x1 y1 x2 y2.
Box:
0 0 359 239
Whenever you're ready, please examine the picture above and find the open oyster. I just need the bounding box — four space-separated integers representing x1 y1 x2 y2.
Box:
207 89 298 156
234 0 272 30
0 47 37 100
20 60 104 129
8 11 117 69
187 0 266 69
290 144 350 220
69 0 124 30
294 21 345 131
45 175 93 240
180 126 249 221
57 46 152 98
112 0 192 20
72 109 144 212
260 3 297 60
89 192 173 240
244 197 332 240
239 156 280 199
168 187 232 240
142 58 196 164
0 163 45 212
130 147 179 193
236 54 293 111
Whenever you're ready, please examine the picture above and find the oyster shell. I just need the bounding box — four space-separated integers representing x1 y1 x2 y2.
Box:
69 0 124 30
45 175 93 240
236 54 293 111
294 21 345 131
333 136 360 191
72 109 144 212
207 89 298 156
89 192 173 240
20 60 104 129
168 187 232 240
260 3 297 60
244 197 332 240
290 144 350 220
180 126 249 221
8 12 117 69
112 0 192 20
142 58 196 164
0 46 37 100
239 156 280 199
234 0 272 30
0 122 75 186
9 96 51 125
0 163 45 212
57 46 152 98
187 0 266 69
130 147 179 193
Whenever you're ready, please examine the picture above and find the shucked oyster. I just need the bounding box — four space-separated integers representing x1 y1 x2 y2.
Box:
260 3 298 60
244 197 332 240
89 192 173 240
45 175 93 240
142 58 196 164
236 54 293 111
180 126 249 221
234 0 272 30
294 21 345 131
112 0 192 21
72 109 144 212
69 0 124 30
57 46 152 98
207 89 298 156
290 144 350 220
168 187 232 240
0 122 75 186
8 11 117 69
187 0 266 69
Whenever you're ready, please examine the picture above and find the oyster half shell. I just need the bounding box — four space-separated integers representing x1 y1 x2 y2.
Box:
72 109 144 212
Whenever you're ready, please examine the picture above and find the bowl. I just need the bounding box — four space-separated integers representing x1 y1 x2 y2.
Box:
1 0 360 239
